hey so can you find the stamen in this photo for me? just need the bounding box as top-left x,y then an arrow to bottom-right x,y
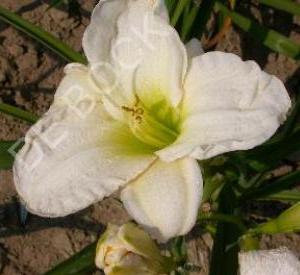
121,106 -> 135,113
135,116 -> 143,124
122,99 -> 180,149
136,108 -> 144,115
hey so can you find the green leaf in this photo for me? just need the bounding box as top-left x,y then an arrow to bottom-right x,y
0,141 -> 18,170
171,0 -> 192,26
252,202 -> 300,235
202,173 -> 224,203
209,184 -> 241,275
239,234 -> 260,252
191,0 -> 219,39
170,237 -> 188,265
258,190 -> 300,203
258,0 -> 300,17
0,5 -> 87,64
241,170 -> 300,201
0,102 -> 38,123
216,2 -> 300,59
278,92 -> 300,140
181,3 -> 200,41
44,242 -> 97,275
199,212 -> 246,232
235,127 -> 300,172
165,0 -> 177,17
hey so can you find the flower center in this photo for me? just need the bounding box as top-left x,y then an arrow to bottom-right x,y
122,99 -> 180,150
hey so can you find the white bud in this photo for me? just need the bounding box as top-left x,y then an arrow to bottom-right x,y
239,247 -> 300,275
95,223 -> 174,275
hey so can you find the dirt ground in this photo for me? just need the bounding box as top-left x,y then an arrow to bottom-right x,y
0,1 -> 299,274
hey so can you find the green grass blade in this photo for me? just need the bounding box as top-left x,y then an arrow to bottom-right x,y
209,184 -> 241,275
241,170 -> 300,201
0,140 -> 23,170
0,5 -> 87,64
278,92 -> 300,140
44,242 -> 97,275
181,3 -> 200,41
0,141 -> 17,170
258,0 -> 300,16
238,127 -> 300,172
216,2 -> 300,59
170,237 -> 188,266
165,0 -> 177,17
191,0 -> 219,39
0,102 -> 38,123
199,212 -> 246,232
171,0 -> 192,26
258,190 -> 300,203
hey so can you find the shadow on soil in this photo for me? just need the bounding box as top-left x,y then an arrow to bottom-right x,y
0,199 -> 104,238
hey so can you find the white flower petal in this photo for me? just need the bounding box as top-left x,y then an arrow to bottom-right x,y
151,0 -> 170,22
120,158 -> 202,242
239,248 -> 300,275
13,67 -> 155,217
83,0 -> 169,64
158,52 -> 291,161
185,38 -> 204,59
110,0 -> 187,107
82,0 -> 128,64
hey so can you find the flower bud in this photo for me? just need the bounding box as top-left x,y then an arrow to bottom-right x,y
95,223 -> 175,275
239,247 -> 300,275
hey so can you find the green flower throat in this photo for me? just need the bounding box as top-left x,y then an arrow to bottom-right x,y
122,98 -> 181,150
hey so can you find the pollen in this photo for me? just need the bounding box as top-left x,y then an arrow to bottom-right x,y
122,105 -> 145,122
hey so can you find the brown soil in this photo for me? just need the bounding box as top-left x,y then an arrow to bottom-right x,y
0,1 -> 299,275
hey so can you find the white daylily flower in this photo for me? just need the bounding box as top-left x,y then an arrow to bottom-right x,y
239,248 -> 300,275
13,0 -> 291,242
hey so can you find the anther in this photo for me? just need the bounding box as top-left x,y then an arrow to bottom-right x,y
135,108 -> 144,115
135,116 -> 142,124
121,106 -> 135,113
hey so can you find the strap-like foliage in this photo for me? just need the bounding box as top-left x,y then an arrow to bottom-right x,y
216,2 -> 300,59
0,102 -> 38,124
0,141 -> 21,170
0,5 -> 87,64
258,0 -> 300,16
44,242 -> 97,275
